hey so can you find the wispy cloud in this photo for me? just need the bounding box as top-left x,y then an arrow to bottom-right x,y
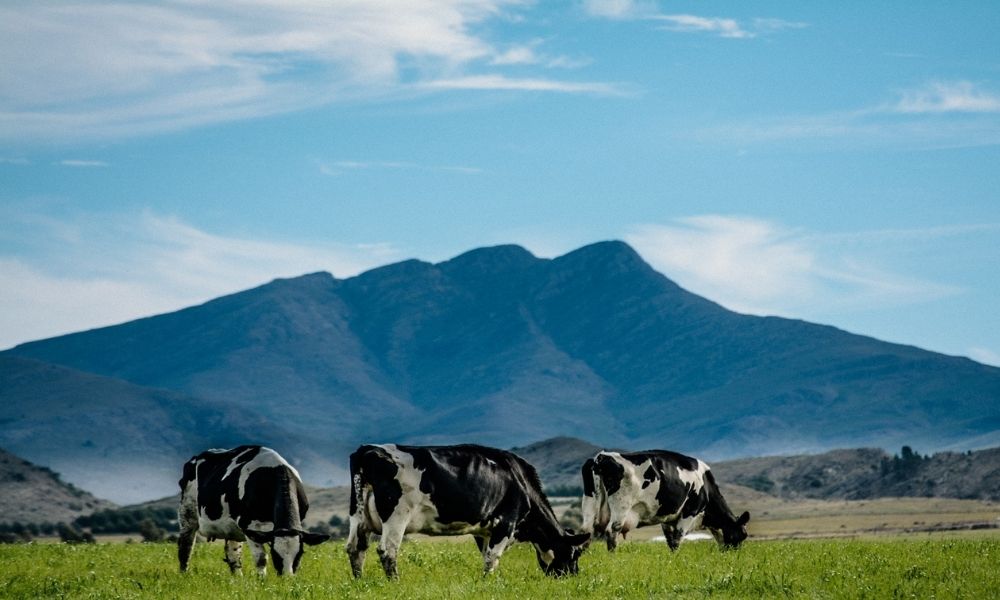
890,81 -> 1000,114
419,74 -> 625,94
57,159 -> 109,168
583,1 -> 806,38
626,215 -> 963,318
0,210 -> 400,349
698,81 -> 1000,149
581,0 -> 654,20
317,160 -> 483,176
0,1 -> 614,143
652,15 -> 752,39
490,40 -> 591,69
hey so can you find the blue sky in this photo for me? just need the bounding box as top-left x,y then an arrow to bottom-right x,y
1,1 -> 998,366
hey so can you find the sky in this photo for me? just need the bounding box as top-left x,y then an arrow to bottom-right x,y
1,1 -> 998,366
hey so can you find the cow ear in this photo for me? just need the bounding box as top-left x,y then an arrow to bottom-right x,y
737,511 -> 750,526
301,531 -> 332,546
566,532 -> 591,547
244,529 -> 273,544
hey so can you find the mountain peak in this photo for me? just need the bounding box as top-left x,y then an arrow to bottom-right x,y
551,240 -> 659,281
267,271 -> 336,287
440,244 -> 539,274
561,240 -> 644,262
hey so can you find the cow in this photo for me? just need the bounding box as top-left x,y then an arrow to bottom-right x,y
177,445 -> 330,576
345,443 -> 590,579
581,450 -> 749,552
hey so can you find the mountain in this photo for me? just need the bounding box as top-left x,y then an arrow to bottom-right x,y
0,356 -> 341,503
0,447 -> 115,525
4,241 -> 1000,500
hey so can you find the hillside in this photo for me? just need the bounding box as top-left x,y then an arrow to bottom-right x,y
507,437 -> 1000,503
713,446 -> 1000,502
4,241 -> 1000,500
0,356 -> 342,503
0,448 -> 114,525
510,436 -> 606,492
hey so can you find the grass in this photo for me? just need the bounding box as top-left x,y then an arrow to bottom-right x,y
1,535 -> 998,599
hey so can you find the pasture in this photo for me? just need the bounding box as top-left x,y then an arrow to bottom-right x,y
2,535 -> 998,599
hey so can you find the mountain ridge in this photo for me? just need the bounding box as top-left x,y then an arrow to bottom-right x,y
4,240 -> 999,501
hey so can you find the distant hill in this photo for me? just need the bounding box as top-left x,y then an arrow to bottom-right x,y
511,436 -> 606,492
0,356 -> 342,503
510,437 -> 1000,502
4,241 -> 1000,501
503,436 -> 1000,504
0,448 -> 114,525
712,446 -> 1000,502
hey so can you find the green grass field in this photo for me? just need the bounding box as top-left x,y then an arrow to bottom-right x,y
2,536 -> 998,599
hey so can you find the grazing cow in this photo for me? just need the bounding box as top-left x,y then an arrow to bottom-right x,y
346,443 -> 590,578
177,445 -> 330,575
581,450 -> 749,552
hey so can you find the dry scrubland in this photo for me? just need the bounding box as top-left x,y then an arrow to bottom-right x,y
2,535 -> 999,599
302,485 -> 1000,538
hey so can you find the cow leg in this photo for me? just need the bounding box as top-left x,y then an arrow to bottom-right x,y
376,521 -> 406,580
223,540 -> 244,574
674,512 -> 704,551
482,523 -> 515,575
177,495 -> 199,572
247,540 -> 268,576
345,514 -> 370,579
474,535 -> 487,557
177,528 -> 197,572
661,523 -> 683,551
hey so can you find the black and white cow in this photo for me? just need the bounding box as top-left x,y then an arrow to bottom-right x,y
178,445 -> 330,576
581,450 -> 749,552
346,443 -> 590,578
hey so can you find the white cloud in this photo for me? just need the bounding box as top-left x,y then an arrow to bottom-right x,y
583,2 -> 806,38
967,347 -> 1000,367
420,74 -> 624,94
492,43 -> 541,65
653,14 -> 752,39
891,81 -> 1000,114
582,0 -> 651,19
57,160 -> 109,168
626,216 -> 961,317
0,211 -> 400,349
0,1 -> 612,142
751,18 -> 809,34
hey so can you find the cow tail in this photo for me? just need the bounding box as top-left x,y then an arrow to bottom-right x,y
349,447 -> 366,518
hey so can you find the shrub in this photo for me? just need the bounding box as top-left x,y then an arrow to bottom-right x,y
57,523 -> 94,544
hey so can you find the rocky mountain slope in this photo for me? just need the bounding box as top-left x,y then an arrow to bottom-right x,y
0,448 -> 114,525
4,241 -> 999,501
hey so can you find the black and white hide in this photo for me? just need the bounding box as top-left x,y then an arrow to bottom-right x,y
346,443 -> 590,578
177,445 -> 330,575
581,450 -> 749,552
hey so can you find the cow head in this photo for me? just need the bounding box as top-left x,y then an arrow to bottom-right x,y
715,511 -> 750,549
535,531 -> 591,576
244,529 -> 331,575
